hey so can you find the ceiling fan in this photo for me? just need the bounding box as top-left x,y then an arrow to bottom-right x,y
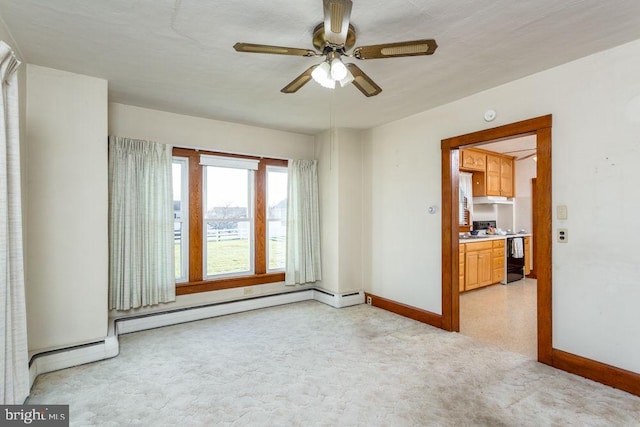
502,148 -> 537,161
233,0 -> 437,97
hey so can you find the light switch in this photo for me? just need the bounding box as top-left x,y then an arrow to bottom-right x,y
557,205 -> 568,220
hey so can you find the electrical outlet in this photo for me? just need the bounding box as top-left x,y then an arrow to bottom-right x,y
366,296 -> 372,305
557,228 -> 568,243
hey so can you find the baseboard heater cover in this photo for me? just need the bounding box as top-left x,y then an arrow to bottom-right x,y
116,289 -> 315,335
28,336 -> 119,390
313,289 -> 365,308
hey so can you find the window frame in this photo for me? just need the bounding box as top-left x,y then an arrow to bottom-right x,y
202,164 -> 255,279
172,147 -> 287,295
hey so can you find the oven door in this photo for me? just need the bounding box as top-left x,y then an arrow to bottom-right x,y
506,237 -> 525,283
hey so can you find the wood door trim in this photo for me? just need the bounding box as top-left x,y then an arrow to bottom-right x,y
364,292 -> 443,329
441,115 -> 553,367
529,177 -> 537,278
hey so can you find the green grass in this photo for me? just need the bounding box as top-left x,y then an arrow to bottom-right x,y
175,238 -> 286,279
207,239 -> 250,275
268,237 -> 286,270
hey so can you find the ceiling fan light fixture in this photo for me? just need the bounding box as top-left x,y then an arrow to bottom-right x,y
330,57 -> 348,80
338,67 -> 354,87
311,61 -> 335,88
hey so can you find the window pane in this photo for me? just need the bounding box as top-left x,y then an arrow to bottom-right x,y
267,168 -> 287,270
205,165 -> 253,277
205,167 -> 249,219
172,159 -> 188,282
174,221 -> 182,278
206,221 -> 251,275
172,163 -> 182,219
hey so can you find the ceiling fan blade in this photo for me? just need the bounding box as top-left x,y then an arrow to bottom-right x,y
345,63 -> 382,97
518,153 -> 537,161
353,39 -> 438,59
234,42 -> 318,57
281,66 -> 317,93
323,0 -> 353,46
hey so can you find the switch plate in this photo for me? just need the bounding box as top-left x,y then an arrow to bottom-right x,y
557,205 -> 568,220
557,228 -> 568,243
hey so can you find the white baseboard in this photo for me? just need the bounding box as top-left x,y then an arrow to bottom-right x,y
116,289 -> 315,335
313,289 -> 365,308
29,336 -> 119,388
27,287 -> 363,395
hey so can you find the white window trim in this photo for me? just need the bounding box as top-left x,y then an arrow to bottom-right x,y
173,157 -> 189,283
200,154 -> 259,170
202,165 -> 256,279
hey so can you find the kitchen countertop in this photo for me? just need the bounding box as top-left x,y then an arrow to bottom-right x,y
459,233 -> 532,242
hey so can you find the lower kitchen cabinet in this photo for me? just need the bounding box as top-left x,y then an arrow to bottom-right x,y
524,236 -> 531,275
492,239 -> 505,283
461,239 -> 507,292
464,240 -> 493,291
459,244 -> 465,292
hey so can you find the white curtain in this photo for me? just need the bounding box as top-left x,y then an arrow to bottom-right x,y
108,136 -> 175,310
0,41 -> 29,404
285,160 -> 322,285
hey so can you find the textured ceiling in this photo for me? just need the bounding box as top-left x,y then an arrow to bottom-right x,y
2,0 -> 640,135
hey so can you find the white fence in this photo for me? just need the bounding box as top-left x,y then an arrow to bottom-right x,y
174,220 -> 285,242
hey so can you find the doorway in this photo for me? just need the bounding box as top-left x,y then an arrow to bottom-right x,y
459,134 -> 538,358
440,115 -> 552,365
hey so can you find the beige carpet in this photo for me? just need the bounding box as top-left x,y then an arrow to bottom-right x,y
28,301 -> 640,426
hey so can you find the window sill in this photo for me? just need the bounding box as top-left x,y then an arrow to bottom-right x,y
176,272 -> 285,295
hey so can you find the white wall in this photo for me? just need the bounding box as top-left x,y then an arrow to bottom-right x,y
109,103 -> 314,160
363,39 -> 640,373
316,130 -> 339,293
316,129 -> 364,294
363,119 -> 443,312
25,65 -> 109,352
108,103 -> 316,317
337,130 -> 363,294
514,157 -> 537,233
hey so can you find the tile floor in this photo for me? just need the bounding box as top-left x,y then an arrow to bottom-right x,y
460,278 -> 537,359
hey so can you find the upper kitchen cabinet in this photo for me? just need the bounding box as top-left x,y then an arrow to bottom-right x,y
460,149 -> 486,172
486,154 -> 515,197
459,148 -> 515,198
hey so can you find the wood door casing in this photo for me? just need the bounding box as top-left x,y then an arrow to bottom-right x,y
441,114 -> 552,365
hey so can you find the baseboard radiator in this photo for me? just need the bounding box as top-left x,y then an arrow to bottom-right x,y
27,288 -> 364,393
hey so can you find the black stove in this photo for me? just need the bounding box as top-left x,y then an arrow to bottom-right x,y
472,220 -> 496,230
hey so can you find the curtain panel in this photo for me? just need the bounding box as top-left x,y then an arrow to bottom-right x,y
0,41 -> 29,404
108,136 -> 175,310
285,159 -> 322,285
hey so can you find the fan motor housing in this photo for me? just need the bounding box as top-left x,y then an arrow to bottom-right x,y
312,23 -> 356,52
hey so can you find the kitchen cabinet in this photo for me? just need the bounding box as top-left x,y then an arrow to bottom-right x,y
524,236 -> 531,275
459,244 -> 465,292
486,154 -> 514,197
460,149 -> 486,172
492,239 -> 505,283
460,238 -> 508,292
500,157 -> 514,197
464,240 -> 493,291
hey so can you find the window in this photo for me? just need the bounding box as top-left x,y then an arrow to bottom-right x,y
172,157 -> 189,282
203,157 -> 256,278
172,148 -> 287,295
266,166 -> 288,271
